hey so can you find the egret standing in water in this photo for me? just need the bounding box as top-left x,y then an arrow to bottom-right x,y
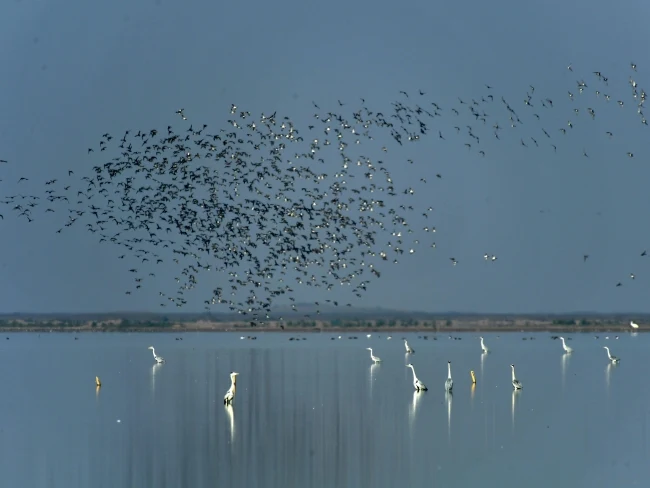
366,348 -> 381,363
445,361 -> 453,392
404,340 -> 414,354
630,320 -> 639,329
147,346 -> 165,363
603,346 -> 620,363
559,337 -> 573,354
406,363 -> 428,391
470,370 -> 476,384
480,336 -> 489,354
224,372 -> 239,405
510,364 -> 523,390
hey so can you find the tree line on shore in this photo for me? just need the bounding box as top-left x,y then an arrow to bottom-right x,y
0,314 -> 642,330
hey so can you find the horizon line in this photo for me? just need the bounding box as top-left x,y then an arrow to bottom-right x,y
0,310 -> 647,317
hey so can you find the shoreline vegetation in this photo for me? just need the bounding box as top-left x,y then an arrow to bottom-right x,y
0,307 -> 646,333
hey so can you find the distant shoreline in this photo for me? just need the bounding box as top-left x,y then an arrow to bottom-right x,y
1,324 -> 644,333
0,311 -> 645,333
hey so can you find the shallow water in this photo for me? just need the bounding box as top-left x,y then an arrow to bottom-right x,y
0,331 -> 648,487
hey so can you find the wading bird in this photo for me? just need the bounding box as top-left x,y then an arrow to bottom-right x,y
445,361 -> 454,392
603,346 -> 620,363
147,346 -> 165,363
404,340 -> 414,354
510,364 -> 523,390
224,371 -> 239,405
480,336 -> 489,354
366,347 -> 381,363
406,363 -> 428,391
560,337 -> 573,354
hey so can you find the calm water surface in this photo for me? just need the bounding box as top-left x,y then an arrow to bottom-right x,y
1,331 -> 648,487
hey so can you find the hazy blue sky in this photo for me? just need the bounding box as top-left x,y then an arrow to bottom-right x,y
1,0 -> 649,314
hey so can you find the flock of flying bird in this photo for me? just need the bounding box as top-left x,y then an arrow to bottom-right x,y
1,62 -> 648,321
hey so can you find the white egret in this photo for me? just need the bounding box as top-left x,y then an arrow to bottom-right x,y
404,340 -> 414,354
366,347 -> 381,363
147,346 -> 165,363
95,376 -> 101,388
630,320 -> 639,329
406,363 -> 428,391
559,337 -> 573,354
480,336 -> 489,354
224,372 -> 239,405
510,364 -> 523,390
470,370 -> 476,384
445,361 -> 453,392
603,346 -> 620,363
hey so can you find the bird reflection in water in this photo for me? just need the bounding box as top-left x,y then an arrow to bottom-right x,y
480,351 -> 487,379
470,382 -> 476,406
445,391 -> 452,443
152,362 -> 163,393
404,354 -> 411,384
511,389 -> 520,431
605,362 -> 616,393
225,404 -> 235,444
369,362 -> 379,397
561,352 -> 570,391
409,390 -> 424,433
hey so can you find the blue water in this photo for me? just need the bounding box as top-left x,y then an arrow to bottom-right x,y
0,331 -> 648,487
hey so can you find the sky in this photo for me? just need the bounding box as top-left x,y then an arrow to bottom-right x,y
0,0 -> 649,314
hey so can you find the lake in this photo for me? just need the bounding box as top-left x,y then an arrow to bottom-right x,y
0,331 -> 648,487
